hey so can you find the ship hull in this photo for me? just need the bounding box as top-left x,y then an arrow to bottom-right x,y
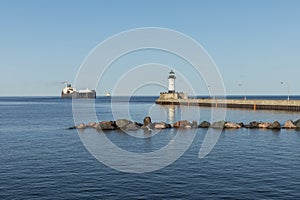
61,91 -> 96,99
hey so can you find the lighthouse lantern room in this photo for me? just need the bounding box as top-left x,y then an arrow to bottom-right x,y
168,70 -> 176,93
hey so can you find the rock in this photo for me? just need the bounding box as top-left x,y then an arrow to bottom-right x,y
76,123 -> 86,129
165,123 -> 172,128
141,124 -> 151,129
224,122 -> 241,129
86,122 -> 97,128
274,121 -> 282,129
136,122 -> 143,127
153,122 -> 167,129
96,121 -> 116,130
199,121 -> 210,128
173,120 -> 190,128
143,116 -> 152,126
92,123 -> 99,128
258,122 -> 271,128
238,122 -> 244,128
172,121 -> 180,128
244,121 -> 260,128
267,121 -> 281,129
283,120 -> 296,129
116,119 -> 131,129
68,126 -> 76,129
293,119 -> 300,128
115,119 -> 141,131
191,121 -> 198,128
250,121 -> 260,128
210,121 -> 225,129
183,125 -> 192,129
125,122 -> 141,131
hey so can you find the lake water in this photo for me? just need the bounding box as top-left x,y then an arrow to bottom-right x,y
1,96 -> 300,199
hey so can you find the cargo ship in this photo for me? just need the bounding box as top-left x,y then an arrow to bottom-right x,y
61,82 -> 96,98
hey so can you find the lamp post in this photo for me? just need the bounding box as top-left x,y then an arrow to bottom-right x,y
239,83 -> 247,100
208,85 -> 213,99
280,81 -> 290,100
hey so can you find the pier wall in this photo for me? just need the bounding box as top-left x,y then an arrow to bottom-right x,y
155,98 -> 300,111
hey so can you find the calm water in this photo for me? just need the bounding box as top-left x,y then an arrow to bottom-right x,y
1,96 -> 300,199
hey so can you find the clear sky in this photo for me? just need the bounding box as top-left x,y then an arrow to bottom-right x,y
0,0 -> 300,96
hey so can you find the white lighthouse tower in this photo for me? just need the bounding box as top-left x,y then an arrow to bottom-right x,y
168,70 -> 176,93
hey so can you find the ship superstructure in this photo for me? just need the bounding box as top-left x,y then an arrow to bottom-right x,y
61,82 -> 96,98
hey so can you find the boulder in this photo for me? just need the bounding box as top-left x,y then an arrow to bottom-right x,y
165,123 -> 172,128
116,119 -> 131,129
92,123 -> 100,128
267,121 -> 281,129
96,121 -> 116,130
143,116 -> 152,127
244,121 -> 260,128
258,122 -> 271,128
141,124 -> 151,129
173,120 -> 191,128
191,121 -> 198,128
238,122 -> 244,128
76,123 -> 86,129
283,120 -> 296,129
183,125 -> 192,129
125,122 -> 141,131
224,122 -> 241,129
86,122 -> 97,128
199,121 -> 210,128
136,122 -> 143,127
68,126 -> 76,129
153,122 -> 167,129
293,119 -> 300,128
210,121 -> 225,129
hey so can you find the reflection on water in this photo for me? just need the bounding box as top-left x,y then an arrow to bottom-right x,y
156,104 -> 202,124
167,105 -> 175,124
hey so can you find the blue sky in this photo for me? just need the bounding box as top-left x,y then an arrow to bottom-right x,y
0,0 -> 300,96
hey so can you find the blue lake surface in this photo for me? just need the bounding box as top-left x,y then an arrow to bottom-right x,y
1,96 -> 300,199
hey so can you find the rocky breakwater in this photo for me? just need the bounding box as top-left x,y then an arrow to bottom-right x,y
69,117 -> 300,131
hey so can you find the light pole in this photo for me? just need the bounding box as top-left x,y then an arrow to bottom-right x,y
280,81 -> 290,100
208,85 -> 214,99
239,83 -> 247,100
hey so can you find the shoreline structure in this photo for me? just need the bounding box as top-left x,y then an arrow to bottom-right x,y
155,98 -> 300,112
156,70 -> 300,112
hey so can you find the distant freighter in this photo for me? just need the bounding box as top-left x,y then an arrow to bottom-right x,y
61,82 -> 96,98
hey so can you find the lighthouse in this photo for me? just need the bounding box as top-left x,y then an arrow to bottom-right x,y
158,70 -> 187,100
168,70 -> 176,93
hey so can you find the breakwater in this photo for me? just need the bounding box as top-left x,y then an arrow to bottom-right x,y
70,117 -> 300,130
155,98 -> 300,111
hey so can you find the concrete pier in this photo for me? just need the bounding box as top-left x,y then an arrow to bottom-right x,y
155,98 -> 300,111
